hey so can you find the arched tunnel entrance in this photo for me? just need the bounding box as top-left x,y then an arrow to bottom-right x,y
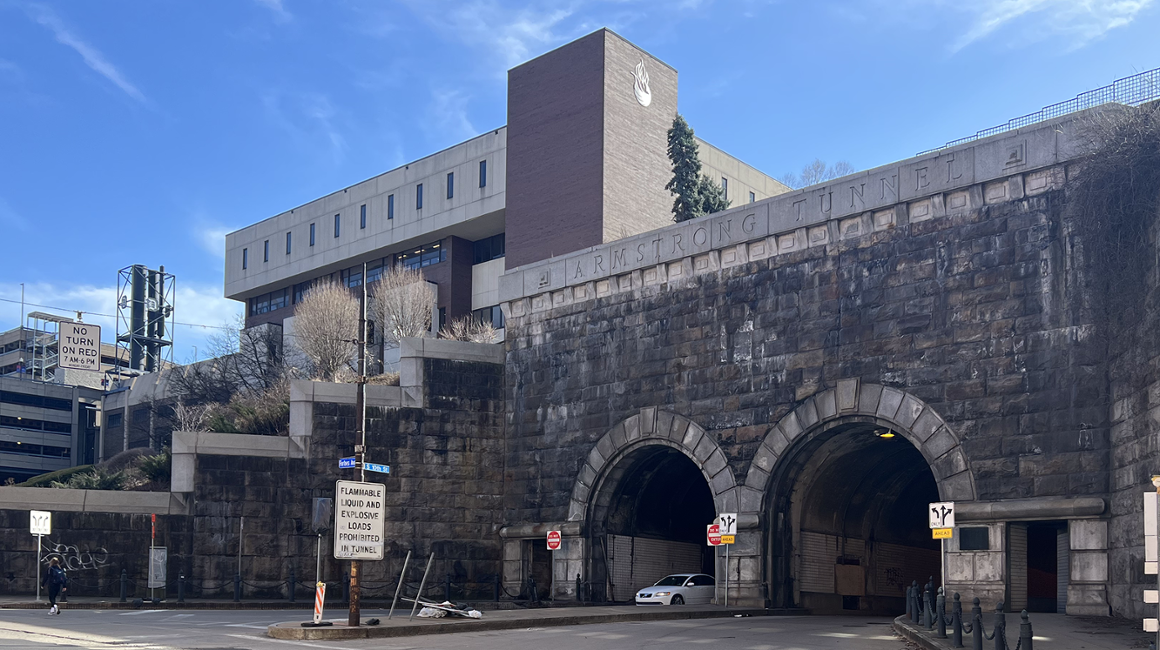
588,444 -> 716,602
769,419 -> 941,614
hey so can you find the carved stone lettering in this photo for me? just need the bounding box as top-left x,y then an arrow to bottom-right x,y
693,227 -> 708,247
849,183 -> 865,210
819,191 -> 831,214
793,199 -> 806,221
612,247 -> 627,271
742,212 -> 757,234
672,233 -> 685,255
880,174 -> 897,200
594,254 -> 605,274
915,167 -> 930,192
946,154 -> 963,183
718,219 -> 732,244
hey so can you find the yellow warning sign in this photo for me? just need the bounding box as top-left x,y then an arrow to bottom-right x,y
720,535 -> 736,544
932,528 -> 953,539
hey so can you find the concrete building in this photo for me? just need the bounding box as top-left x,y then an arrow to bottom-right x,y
224,29 -> 787,350
0,375 -> 101,484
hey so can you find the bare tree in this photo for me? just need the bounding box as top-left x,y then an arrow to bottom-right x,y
170,314 -> 284,403
293,280 -> 359,381
779,159 -> 856,189
369,266 -> 435,352
172,399 -> 209,432
440,316 -> 498,344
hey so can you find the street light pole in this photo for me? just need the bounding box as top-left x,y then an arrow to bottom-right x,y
348,262 -> 368,628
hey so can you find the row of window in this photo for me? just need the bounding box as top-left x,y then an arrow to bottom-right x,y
473,233 -> 505,265
0,390 -> 72,412
243,160 -> 489,271
0,439 -> 70,458
472,305 -> 505,329
0,414 -> 72,433
718,176 -> 757,204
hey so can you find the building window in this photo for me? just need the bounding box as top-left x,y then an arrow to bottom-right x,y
722,177 -> 728,201
447,172 -> 454,199
249,288 -> 289,316
479,160 -> 487,188
334,214 -> 340,238
367,258 -> 386,283
263,240 -> 269,262
438,307 -> 446,330
397,240 -> 445,269
360,204 -> 367,229
293,280 -> 315,304
472,305 -> 505,329
749,191 -> 756,204
242,248 -> 248,270
388,194 -> 394,220
473,233 -> 506,264
286,232 -> 292,254
416,183 -> 424,209
342,266 -> 363,289
310,223 -> 316,246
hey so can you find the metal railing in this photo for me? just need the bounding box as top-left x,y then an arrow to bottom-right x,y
921,67 -> 1160,155
906,578 -> 1034,650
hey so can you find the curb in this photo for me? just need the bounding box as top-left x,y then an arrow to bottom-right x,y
269,607 -> 783,640
892,615 -> 953,650
1,601 -> 317,611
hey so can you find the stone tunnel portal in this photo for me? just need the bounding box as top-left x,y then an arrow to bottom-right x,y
587,444 -> 716,602
768,419 -> 941,614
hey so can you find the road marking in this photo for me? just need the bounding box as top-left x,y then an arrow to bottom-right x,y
119,609 -> 167,616
225,622 -> 271,629
225,633 -> 377,650
159,614 -> 195,622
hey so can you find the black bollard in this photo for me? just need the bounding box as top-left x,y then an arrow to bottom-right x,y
952,593 -> 963,648
910,581 -> 920,623
178,574 -> 185,604
494,574 -> 501,602
993,602 -> 1006,650
906,583 -> 913,620
233,573 -> 241,602
972,598 -> 983,650
343,573 -> 350,604
446,573 -> 452,603
576,573 -> 582,602
289,566 -> 296,603
936,587 -> 947,638
120,569 -> 128,603
1019,610 -> 1033,650
924,578 -> 935,630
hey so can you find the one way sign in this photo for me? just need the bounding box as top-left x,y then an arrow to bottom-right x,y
929,502 -> 955,529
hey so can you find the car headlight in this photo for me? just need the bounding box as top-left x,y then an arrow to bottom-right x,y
653,591 -> 671,596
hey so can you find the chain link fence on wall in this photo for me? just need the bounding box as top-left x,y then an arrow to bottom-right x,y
921,67 -> 1160,155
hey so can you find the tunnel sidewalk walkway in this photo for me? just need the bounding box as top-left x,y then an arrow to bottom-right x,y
894,612 -> 1153,649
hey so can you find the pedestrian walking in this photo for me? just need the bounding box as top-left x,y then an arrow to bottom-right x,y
41,557 -> 68,615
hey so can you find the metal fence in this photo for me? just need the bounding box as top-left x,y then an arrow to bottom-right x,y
921,67 -> 1160,155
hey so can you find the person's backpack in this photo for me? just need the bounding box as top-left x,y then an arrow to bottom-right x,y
49,566 -> 67,588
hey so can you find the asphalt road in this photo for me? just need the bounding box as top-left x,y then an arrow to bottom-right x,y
0,608 -> 908,650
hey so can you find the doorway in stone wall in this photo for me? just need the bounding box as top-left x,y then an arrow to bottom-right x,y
1008,521 -> 1068,613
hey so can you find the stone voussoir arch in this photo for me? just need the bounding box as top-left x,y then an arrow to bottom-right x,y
738,379 -> 977,520
567,407 -> 738,524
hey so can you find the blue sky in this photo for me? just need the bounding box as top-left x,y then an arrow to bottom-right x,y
1,0 -> 1157,363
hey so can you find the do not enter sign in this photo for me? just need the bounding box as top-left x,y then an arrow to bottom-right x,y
707,524 -> 722,547
546,530 -> 562,550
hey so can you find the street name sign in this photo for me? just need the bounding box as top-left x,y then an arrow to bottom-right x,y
333,480 -> 385,560
339,457 -> 356,469
364,462 -> 390,474
547,530 -> 561,550
707,524 -> 722,546
58,322 -> 101,372
929,502 -> 955,529
30,510 -> 50,536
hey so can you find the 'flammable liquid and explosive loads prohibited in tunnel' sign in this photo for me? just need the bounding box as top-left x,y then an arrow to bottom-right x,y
333,480 -> 386,560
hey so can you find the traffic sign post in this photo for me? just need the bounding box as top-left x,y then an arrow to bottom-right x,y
334,481 -> 386,561
929,502 -> 955,596
546,530 -> 561,550
30,510 -> 50,603
720,514 -> 736,607
57,322 -> 101,372
546,530 -> 561,600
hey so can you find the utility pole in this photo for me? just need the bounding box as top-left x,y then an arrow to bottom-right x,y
348,262 -> 368,628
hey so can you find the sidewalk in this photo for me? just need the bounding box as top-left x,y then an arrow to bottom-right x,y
0,595 -> 526,611
894,612 -> 1154,649
269,604 -> 782,640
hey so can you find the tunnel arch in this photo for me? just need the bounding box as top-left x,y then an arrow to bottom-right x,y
567,408 -> 737,602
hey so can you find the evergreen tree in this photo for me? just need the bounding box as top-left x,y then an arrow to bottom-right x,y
698,175 -> 731,215
666,114 -> 704,223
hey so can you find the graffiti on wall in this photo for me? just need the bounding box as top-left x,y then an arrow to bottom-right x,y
41,540 -> 109,571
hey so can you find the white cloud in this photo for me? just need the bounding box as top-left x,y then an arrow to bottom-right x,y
254,0 -> 293,22
948,0 -> 1154,51
263,91 -> 348,163
0,196 -> 29,232
196,224 -> 233,259
428,89 -> 478,142
407,1 -> 578,72
26,4 -> 148,104
0,281 -> 242,366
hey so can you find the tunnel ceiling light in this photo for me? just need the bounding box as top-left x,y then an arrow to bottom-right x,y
874,428 -> 895,439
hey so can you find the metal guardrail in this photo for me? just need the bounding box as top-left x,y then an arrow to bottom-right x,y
921,67 -> 1160,155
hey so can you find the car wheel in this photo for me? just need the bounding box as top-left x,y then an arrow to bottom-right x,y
670,594 -> 684,605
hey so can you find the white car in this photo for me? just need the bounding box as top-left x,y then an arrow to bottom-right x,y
634,573 -> 716,605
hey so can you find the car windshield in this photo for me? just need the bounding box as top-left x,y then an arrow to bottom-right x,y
653,576 -> 689,587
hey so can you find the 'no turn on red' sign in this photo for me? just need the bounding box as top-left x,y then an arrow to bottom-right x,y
707,524 -> 722,546
546,530 -> 561,550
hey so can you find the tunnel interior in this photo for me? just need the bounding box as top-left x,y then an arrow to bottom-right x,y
588,445 -> 716,601
770,420 -> 941,614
